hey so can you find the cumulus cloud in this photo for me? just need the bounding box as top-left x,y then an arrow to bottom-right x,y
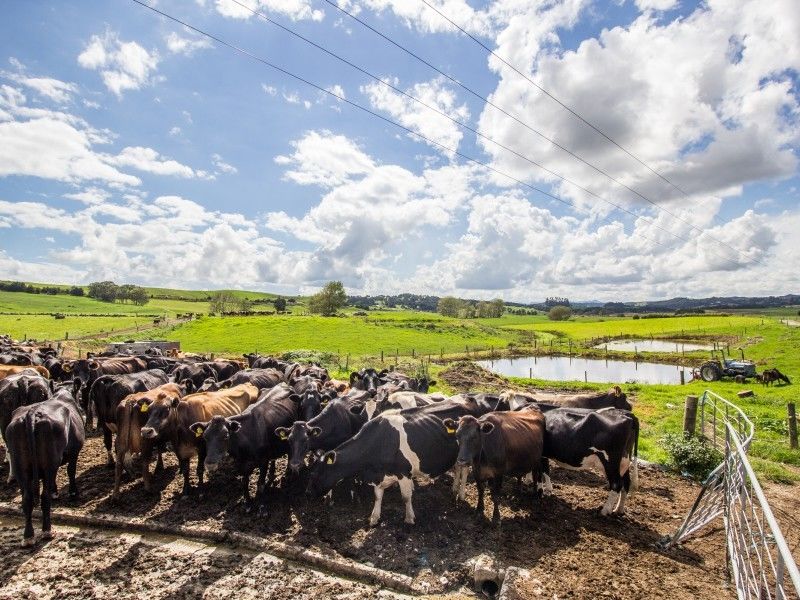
1,60 -> 78,104
78,30 -> 160,97
363,76 -> 469,157
212,153 -> 238,174
107,146 -> 205,179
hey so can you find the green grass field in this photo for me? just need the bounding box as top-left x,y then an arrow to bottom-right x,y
0,290 -> 798,482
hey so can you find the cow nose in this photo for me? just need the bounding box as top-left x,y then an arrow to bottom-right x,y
205,462 -> 218,474
141,427 -> 155,439
368,389 -> 377,397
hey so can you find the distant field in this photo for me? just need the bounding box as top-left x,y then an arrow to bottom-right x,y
133,313 -> 515,356
0,314 -> 147,341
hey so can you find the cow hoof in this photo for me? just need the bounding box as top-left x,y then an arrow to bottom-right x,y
69,491 -> 79,500
257,505 -> 268,517
42,530 -> 54,541
22,537 -> 35,548
368,518 -> 379,528
51,492 -> 59,500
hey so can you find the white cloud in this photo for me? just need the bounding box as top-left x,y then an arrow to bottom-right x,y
212,153 -> 238,174
107,146 -> 206,179
165,31 -> 212,56
261,84 -> 277,96
64,187 -> 111,205
169,126 -> 182,137
362,76 -> 470,157
78,30 -> 160,97
635,0 -> 678,10
214,0 -> 324,22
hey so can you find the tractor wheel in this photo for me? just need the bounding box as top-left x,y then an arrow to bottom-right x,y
700,362 -> 722,382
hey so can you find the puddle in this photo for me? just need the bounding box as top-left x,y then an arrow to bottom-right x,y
478,355 -> 690,384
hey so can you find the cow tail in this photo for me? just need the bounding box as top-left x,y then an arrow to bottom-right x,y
26,410 -> 39,506
123,402 -> 136,473
629,415 -> 640,494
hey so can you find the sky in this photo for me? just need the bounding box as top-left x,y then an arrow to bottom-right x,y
0,0 -> 798,303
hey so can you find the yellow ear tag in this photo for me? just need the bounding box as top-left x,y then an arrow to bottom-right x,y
446,427 -> 456,434
140,403 -> 149,413
279,431 -> 288,440
326,456 -> 334,465
195,427 -> 203,438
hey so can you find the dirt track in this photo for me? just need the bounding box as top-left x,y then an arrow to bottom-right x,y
0,430 -> 737,599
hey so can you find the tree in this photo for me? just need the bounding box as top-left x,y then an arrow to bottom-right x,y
308,281 -> 348,316
274,297 -> 287,312
128,287 -> 150,306
237,297 -> 252,313
87,281 -> 119,302
547,305 -> 572,321
209,291 -> 236,314
68,286 -> 85,297
477,299 -> 504,318
437,296 -> 463,317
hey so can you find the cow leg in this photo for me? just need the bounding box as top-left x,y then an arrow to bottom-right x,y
368,476 -> 396,527
21,485 -> 35,546
489,476 -> 503,527
142,448 -> 153,493
601,481 -> 621,516
242,470 -> 253,509
476,477 -> 486,514
41,469 -> 56,540
179,458 -> 191,498
452,465 -> 469,502
154,451 -> 164,473
67,456 -> 79,499
102,425 -> 114,467
267,460 -> 276,488
256,465 -> 267,497
398,477 -> 415,525
196,447 -> 206,490
113,458 -> 124,499
615,488 -> 628,515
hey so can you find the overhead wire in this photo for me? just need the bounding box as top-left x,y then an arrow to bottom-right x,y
416,0 -> 768,266
129,0 -> 695,263
321,0 -> 767,269
209,0 -> 760,271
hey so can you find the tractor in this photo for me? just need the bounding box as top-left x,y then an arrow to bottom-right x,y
695,350 -> 757,382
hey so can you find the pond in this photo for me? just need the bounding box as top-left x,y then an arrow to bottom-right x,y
477,355 -> 691,385
594,338 -> 713,353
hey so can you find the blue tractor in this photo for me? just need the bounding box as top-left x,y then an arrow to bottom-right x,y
697,350 -> 757,382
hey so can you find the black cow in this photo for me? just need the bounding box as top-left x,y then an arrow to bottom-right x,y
172,363 -> 218,389
6,384 -> 85,545
283,390 -> 372,475
196,383 -> 300,511
243,354 -> 292,371
1,370 -> 52,482
307,396 -> 509,526
89,369 -> 169,466
203,360 -> 243,381
538,407 -> 639,516
199,368 -> 286,393
349,368 -> 387,396
449,409 -> 545,525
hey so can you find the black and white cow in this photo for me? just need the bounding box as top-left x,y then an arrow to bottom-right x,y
307,396 -> 508,526
537,406 -> 639,516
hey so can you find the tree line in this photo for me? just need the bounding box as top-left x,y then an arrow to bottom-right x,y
0,280 -> 84,297
87,281 -> 150,305
437,297 -> 505,318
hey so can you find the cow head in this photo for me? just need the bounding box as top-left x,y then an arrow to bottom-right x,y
242,353 -> 260,367
307,450 -> 341,496
412,377 -> 437,393
141,396 -> 179,440
195,415 -> 240,475
300,388 -> 336,422
278,421 -> 322,474
350,368 -> 385,397
450,415 -> 492,466
611,386 -> 632,410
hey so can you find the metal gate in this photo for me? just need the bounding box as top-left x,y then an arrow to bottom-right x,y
666,390 -> 800,599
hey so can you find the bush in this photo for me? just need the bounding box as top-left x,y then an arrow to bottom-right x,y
547,305 -> 572,321
661,433 -> 723,481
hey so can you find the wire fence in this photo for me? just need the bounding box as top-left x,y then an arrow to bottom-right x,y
666,390 -> 800,599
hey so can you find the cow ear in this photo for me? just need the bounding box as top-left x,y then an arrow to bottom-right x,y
275,427 -> 289,440
349,403 -> 365,415
613,385 -> 622,397
349,372 -> 359,385
170,397 -> 180,408
62,362 -> 73,373
443,418 -> 457,435
428,380 -> 437,387
72,379 -> 82,396
222,380 -> 232,389
289,393 -> 302,404
190,422 -> 207,438
480,422 -> 495,435
183,380 -> 194,395
323,450 -> 337,465
228,420 -> 242,433
310,426 -> 321,437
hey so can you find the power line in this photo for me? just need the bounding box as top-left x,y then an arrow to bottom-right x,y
129,0 -> 767,278
129,0 -> 693,261
220,0 -> 764,271
324,0 -> 767,269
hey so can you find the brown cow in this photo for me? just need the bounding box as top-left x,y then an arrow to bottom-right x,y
140,383 -> 259,496
448,409 -> 546,525
109,382 -> 187,498
0,365 -> 50,380
502,386 -> 631,411
324,379 -> 350,394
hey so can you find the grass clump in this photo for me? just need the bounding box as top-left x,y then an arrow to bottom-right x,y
661,433 -> 723,481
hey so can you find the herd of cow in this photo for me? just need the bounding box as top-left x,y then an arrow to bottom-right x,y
0,334 -> 639,547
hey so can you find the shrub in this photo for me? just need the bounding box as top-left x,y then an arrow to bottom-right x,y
661,433 -> 723,481
547,305 -> 572,321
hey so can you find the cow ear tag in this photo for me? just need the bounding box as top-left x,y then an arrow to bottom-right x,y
195,427 -> 203,438
140,403 -> 149,413
279,430 -> 288,440
326,455 -> 335,464
446,426 -> 456,435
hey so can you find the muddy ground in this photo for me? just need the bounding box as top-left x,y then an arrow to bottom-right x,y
0,430 -> 742,599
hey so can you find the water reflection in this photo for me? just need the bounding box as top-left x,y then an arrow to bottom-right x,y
594,339 -> 713,353
478,355 -> 691,384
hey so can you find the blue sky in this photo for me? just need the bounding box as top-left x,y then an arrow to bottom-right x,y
0,0 -> 798,301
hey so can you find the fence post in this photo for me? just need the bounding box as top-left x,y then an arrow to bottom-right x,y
381,350 -> 384,363
684,395 -> 699,436
788,403 -> 798,450
345,354 -> 349,371
680,370 -> 685,385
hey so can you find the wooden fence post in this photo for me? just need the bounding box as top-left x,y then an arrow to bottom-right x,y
680,370 -> 685,385
683,395 -> 699,437
380,350 -> 384,363
788,403 -> 798,450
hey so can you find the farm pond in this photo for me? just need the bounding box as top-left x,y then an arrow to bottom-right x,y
478,355 -> 692,384
594,339 -> 714,353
